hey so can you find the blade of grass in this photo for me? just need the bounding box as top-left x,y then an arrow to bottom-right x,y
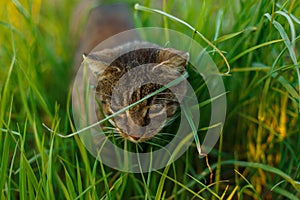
75,156 -> 83,200
74,176 -> 109,200
0,127 -> 13,198
182,104 -> 202,156
213,9 -> 224,42
136,146 -> 152,200
0,28 -> 16,134
155,134 -> 195,200
226,186 -> 239,200
265,12 -> 300,112
134,3 -> 231,75
213,27 -> 257,44
55,173 -> 72,200
270,184 -> 299,199
234,169 -> 262,200
64,165 -> 77,199
7,136 -> 19,200
230,39 -> 283,63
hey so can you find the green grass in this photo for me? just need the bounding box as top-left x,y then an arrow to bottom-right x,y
0,0 -> 300,199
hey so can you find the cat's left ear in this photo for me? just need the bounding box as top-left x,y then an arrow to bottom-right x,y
84,48 -> 119,77
158,48 -> 189,72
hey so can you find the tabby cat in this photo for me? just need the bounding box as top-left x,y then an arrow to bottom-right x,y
86,41 -> 189,142
74,4 -> 189,143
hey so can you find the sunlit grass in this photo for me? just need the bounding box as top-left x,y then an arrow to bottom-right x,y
0,0 -> 299,199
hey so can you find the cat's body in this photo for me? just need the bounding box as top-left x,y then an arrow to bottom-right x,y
73,3 -> 138,71
74,4 -> 188,143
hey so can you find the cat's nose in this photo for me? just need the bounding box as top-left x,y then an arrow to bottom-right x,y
128,135 -> 141,143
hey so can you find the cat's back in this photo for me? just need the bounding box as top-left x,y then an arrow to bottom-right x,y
72,3 -> 138,71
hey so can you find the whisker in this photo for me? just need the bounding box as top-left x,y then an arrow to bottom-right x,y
99,130 -> 115,134
102,127 -> 117,131
150,137 -> 170,144
143,140 -> 165,149
155,132 -> 176,137
164,119 -> 179,127
106,135 -> 122,141
104,132 -> 119,136
136,142 -> 144,151
153,133 -> 181,142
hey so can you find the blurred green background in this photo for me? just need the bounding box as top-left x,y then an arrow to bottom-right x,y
0,0 -> 299,199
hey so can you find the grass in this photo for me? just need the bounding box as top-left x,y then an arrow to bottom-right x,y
0,0 -> 300,199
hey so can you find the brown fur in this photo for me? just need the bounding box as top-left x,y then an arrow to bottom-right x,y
73,4 -> 189,143
87,41 -> 189,142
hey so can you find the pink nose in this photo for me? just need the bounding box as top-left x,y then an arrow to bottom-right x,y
129,135 -> 140,141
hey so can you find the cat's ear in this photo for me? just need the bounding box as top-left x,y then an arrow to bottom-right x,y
84,49 -> 118,76
157,48 -> 189,72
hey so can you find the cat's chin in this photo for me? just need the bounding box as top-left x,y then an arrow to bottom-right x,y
116,127 -> 152,143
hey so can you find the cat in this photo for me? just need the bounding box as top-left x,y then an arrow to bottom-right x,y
73,4 -> 189,143
86,41 -> 189,142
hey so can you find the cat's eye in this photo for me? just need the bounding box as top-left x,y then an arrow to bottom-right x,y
111,66 -> 122,73
150,104 -> 164,114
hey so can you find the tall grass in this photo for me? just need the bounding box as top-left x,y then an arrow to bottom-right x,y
0,0 -> 299,199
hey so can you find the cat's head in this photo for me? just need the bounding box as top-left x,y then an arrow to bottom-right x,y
86,41 -> 189,143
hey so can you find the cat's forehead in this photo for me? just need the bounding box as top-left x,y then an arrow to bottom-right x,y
88,41 -> 188,62
116,41 -> 161,51
86,41 -> 189,76
89,41 -> 160,56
